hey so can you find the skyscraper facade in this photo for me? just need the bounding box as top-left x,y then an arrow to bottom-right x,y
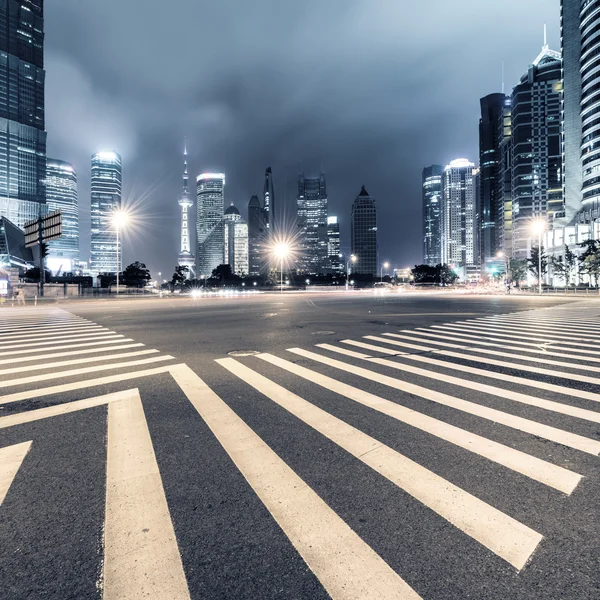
297,172 -> 328,273
422,165 -> 443,266
196,172 -> 225,278
511,45 -> 562,259
45,159 -> 78,271
326,216 -> 342,273
0,0 -> 47,228
497,95 -> 513,256
263,167 -> 275,234
177,145 -> 194,274
478,94 -> 506,266
223,204 -> 248,276
351,185 -> 377,277
441,159 -> 477,277
90,151 -> 122,274
247,194 -> 265,276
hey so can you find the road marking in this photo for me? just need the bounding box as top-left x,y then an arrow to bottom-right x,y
486,316 -> 600,329
0,349 -> 159,376
409,329 -> 600,364
461,322 -> 600,342
317,343 -> 600,425
103,390 -> 191,600
286,347 -> 600,456
0,334 -> 126,352
0,355 -> 175,390
0,364 -> 186,405
341,339 -> 600,405
219,357 -> 544,569
0,325 -> 103,340
0,441 -> 31,505
251,353 -> 580,494
0,330 -> 117,347
0,343 -> 145,366
366,335 -> 600,389
170,363 -> 422,598
0,321 -> 91,334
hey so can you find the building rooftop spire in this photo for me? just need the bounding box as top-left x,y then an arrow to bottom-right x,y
183,139 -> 189,192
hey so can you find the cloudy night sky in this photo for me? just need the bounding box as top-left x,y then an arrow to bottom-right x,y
45,0 -> 559,278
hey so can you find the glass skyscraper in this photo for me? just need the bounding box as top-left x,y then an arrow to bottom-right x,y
351,186 -> 377,277
297,173 -> 328,274
223,204 -> 248,276
90,151 -> 122,274
422,165 -> 443,266
327,216 -> 342,273
45,159 -> 78,272
196,172 -> 225,278
0,0 -> 47,228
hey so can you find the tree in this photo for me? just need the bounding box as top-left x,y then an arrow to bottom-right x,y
508,259 -> 527,287
549,255 -> 566,285
578,240 -> 600,287
438,264 -> 458,285
121,261 -> 151,287
171,265 -> 189,289
527,244 -> 547,283
564,245 -> 577,286
410,264 -> 458,285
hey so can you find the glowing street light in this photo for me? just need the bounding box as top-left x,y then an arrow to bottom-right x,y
380,261 -> 390,282
112,209 -> 129,293
274,243 -> 290,293
346,254 -> 357,291
531,219 -> 546,295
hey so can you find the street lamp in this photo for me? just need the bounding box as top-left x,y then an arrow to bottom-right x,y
380,261 -> 390,282
112,210 -> 129,293
346,254 -> 357,291
274,243 -> 290,293
531,219 -> 546,295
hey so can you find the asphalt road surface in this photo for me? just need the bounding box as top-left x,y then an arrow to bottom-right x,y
1,291 -> 599,599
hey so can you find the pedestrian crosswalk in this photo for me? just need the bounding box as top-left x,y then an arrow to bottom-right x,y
1,303 -> 600,598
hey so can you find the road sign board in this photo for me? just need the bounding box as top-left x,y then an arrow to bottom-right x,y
24,210 -> 62,248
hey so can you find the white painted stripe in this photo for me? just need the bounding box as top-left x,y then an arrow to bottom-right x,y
220,357 -> 545,569
0,330 -> 117,346
341,338 -> 600,405
0,441 -> 31,505
0,349 -> 159,376
0,343 -> 145,366
318,343 -> 600,425
378,334 -> 600,376
0,316 -> 79,326
287,347 -> 600,456
0,364 -> 186,406
251,353 -> 580,494
171,363 -> 422,598
0,355 -> 175,390
0,320 -> 87,333
487,315 -> 600,328
0,324 -> 101,339
0,389 -> 137,429
103,390 -> 191,600
0,334 -> 125,351
0,337 -> 135,358
462,321 -> 600,341
410,329 -> 600,364
429,326 -> 600,356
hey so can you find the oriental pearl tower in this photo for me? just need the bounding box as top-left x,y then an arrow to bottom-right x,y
177,143 -> 195,275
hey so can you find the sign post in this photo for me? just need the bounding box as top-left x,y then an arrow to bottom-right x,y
25,210 -> 62,298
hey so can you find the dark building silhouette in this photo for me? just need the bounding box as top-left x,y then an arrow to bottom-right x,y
263,167 -> 275,235
478,94 -> 506,267
248,194 -> 265,275
351,185 -> 377,276
297,172 -> 328,274
0,0 -> 47,227
422,165 -> 443,266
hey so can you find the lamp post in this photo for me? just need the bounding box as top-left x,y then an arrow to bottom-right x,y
531,219 -> 546,295
112,210 -> 128,294
274,243 -> 290,293
346,254 -> 357,291
380,261 -> 390,283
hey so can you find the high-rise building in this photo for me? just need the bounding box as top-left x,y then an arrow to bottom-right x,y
297,172 -> 328,274
247,194 -> 265,276
0,0 -> 47,228
177,145 -> 194,275
497,95 -> 513,256
422,165 -> 443,266
223,204 -> 248,276
326,216 -> 342,273
510,44 -> 562,259
45,159 -> 78,273
478,94 -> 506,266
351,185 -> 377,277
90,151 -> 122,274
196,172 -> 225,278
441,159 -> 477,278
263,167 -> 275,234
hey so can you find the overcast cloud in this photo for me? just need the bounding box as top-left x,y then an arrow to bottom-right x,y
45,0 -> 560,276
